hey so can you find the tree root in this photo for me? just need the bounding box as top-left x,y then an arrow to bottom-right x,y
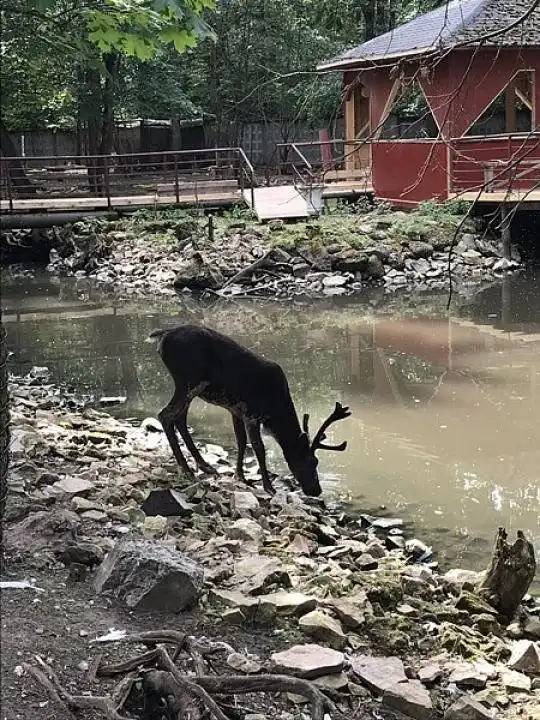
25,631 -> 340,720
23,658 -> 132,720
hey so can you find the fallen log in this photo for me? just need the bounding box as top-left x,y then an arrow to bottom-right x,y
220,250 -> 277,288
477,528 -> 536,621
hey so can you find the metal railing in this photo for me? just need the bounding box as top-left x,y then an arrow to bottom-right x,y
274,139 -> 371,181
0,146 -> 257,212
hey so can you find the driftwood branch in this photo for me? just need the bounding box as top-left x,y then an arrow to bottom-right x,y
221,250 -> 277,288
477,527 -> 536,620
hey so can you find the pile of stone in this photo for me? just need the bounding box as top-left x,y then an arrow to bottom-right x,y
4,369 -> 540,720
32,210 -> 522,300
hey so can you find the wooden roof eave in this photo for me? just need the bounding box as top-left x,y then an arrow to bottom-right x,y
316,46 -> 437,73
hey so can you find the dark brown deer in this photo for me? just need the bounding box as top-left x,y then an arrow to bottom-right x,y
146,324 -> 351,497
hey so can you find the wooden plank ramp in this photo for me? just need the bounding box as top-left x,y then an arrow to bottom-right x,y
244,185 -> 309,221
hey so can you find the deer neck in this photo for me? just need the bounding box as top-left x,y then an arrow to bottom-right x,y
265,405 -> 303,459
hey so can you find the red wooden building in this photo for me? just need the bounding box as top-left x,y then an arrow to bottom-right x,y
317,0 -> 540,206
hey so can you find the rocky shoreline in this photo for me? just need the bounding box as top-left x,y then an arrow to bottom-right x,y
2,367 -> 540,719
1,202 -> 523,300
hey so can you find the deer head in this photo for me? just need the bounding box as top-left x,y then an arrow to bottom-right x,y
288,402 -> 351,497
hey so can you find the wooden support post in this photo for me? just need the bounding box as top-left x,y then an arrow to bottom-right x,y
174,154 -> 179,204
345,93 -> 356,176
103,157 -> 111,208
501,275 -> 511,328
501,204 -> 512,260
505,80 -> 517,134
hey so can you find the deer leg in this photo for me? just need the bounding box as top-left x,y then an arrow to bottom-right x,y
174,409 -> 217,475
245,420 -> 275,495
231,414 -> 247,483
158,390 -> 195,478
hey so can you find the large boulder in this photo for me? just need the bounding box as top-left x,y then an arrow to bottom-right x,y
92,540 -> 204,612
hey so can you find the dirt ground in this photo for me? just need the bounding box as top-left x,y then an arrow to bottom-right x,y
1,561 -> 381,720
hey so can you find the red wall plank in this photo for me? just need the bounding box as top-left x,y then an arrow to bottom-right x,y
372,141 -> 448,205
421,48 -> 539,137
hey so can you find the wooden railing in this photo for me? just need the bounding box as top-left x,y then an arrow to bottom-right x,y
0,147 -> 256,212
451,134 -> 540,196
274,139 -> 371,186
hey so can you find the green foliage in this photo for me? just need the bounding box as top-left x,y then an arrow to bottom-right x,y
416,199 -> 471,220
2,0 -> 214,133
85,0 -> 214,60
3,0 -> 452,149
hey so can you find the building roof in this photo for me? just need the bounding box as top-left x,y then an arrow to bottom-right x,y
317,0 -> 540,71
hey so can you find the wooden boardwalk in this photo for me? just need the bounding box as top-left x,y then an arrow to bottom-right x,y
449,190 -> 540,203
0,190 -> 243,213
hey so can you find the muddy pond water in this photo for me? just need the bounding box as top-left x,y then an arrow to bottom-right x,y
2,270 -> 540,580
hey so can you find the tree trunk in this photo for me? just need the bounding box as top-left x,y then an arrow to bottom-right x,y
0,121 -> 37,197
99,53 -> 120,156
0,312 -> 10,572
477,528 -> 536,621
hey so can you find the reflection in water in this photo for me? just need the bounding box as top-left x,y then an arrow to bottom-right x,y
2,271 -> 540,577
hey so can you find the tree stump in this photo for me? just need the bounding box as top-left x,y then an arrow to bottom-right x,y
477,528 -> 536,621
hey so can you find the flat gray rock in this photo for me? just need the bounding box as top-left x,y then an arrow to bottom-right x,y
351,654 -> 407,694
270,644 -> 344,679
382,679 -> 433,720
501,668 -> 531,693
298,610 -> 346,649
226,518 -> 264,544
508,640 -> 540,674
444,697 -> 493,720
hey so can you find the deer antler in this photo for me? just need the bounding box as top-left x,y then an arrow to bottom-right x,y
309,402 -> 351,453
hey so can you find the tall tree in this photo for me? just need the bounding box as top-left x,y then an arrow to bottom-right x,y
1,0 -> 215,193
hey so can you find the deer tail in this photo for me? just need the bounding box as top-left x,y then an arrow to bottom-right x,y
145,328 -> 169,344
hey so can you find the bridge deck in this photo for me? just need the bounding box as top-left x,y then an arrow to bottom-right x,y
0,190 -> 243,213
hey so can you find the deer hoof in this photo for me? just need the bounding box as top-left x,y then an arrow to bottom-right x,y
234,471 -> 248,484
262,481 -> 276,496
197,462 -> 218,476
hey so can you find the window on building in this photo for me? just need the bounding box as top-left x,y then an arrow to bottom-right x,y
465,70 -> 534,137
380,80 -> 438,139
